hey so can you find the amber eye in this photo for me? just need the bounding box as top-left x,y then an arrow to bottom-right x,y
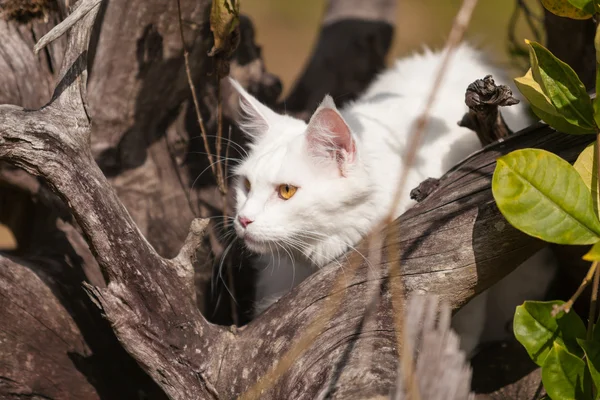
243,178 -> 251,191
278,184 -> 298,200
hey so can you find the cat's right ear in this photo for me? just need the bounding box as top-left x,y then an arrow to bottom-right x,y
227,78 -> 277,138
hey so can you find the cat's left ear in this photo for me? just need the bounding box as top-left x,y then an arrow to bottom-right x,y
306,95 -> 356,172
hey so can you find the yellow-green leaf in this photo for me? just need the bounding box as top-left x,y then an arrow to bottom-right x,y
574,142 -> 600,218
530,103 -> 597,135
493,149 -> 600,244
583,242 -> 600,261
525,41 -> 595,132
541,0 -> 594,19
515,69 -> 558,116
515,70 -> 596,134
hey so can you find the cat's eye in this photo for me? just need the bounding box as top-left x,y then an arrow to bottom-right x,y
278,184 -> 298,200
243,178 -> 251,191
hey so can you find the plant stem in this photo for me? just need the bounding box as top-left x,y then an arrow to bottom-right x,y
553,261 -> 597,317
175,0 -> 217,179
588,261 -> 600,340
215,76 -> 226,196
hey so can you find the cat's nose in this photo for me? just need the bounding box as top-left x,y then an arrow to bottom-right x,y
238,216 -> 253,228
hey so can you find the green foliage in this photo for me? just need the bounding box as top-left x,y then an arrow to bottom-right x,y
494,2 -> 600,397
574,142 -> 600,219
541,0 -> 594,19
515,70 -> 596,134
493,149 -> 600,245
584,242 -> 600,261
578,339 -> 600,394
542,343 -> 592,400
514,301 -> 586,366
514,40 -> 596,134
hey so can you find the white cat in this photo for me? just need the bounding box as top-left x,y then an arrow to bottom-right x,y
229,43 -> 557,356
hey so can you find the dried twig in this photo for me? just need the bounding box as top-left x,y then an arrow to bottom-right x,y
175,0 -> 216,179
552,261 -> 598,317
33,0 -> 101,53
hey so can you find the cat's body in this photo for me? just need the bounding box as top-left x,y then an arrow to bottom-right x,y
230,43 -> 557,355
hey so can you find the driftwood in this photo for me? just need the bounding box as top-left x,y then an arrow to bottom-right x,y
0,0 -> 596,399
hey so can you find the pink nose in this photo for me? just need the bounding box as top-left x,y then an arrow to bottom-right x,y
238,216 -> 253,228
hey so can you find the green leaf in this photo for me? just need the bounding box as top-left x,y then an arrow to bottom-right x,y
515,70 -> 596,134
514,301 -> 586,366
541,0 -> 594,19
542,343 -> 592,400
584,242 -> 600,261
567,0 -> 596,14
578,339 -> 600,395
574,142 -> 600,219
493,149 -> 600,244
525,41 -> 595,132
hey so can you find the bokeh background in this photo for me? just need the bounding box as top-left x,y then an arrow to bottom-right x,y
0,0 -> 542,249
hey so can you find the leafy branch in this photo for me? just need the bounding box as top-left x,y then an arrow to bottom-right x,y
492,0 -> 600,398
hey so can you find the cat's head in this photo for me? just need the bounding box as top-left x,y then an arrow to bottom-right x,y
229,79 -> 370,262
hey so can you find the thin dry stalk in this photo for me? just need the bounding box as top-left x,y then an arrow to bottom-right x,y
175,0 -> 216,179
215,78 -> 227,195
552,261 -> 598,317
382,0 -> 480,397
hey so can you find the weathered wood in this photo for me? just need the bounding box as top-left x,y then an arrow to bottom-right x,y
458,75 -> 519,146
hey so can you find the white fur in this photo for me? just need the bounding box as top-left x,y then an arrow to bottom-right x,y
229,44 -> 557,355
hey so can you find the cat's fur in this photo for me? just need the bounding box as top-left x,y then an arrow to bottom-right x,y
230,43 -> 557,356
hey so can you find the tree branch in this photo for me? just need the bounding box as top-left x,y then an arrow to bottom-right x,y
0,2 -> 227,398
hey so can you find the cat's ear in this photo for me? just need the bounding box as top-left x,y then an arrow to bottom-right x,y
228,77 -> 277,138
306,95 -> 356,171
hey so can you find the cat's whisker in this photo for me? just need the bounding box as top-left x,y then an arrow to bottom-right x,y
293,230 -> 374,274
189,134 -> 249,158
274,241 -> 297,290
214,239 -> 239,306
190,157 -> 236,194
187,152 -> 241,165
